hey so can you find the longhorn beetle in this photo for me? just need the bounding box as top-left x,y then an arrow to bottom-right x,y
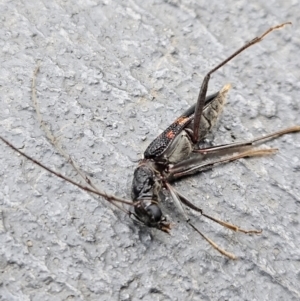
1,22 -> 299,259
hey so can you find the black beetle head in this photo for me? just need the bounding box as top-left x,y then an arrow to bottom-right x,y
134,200 -> 171,233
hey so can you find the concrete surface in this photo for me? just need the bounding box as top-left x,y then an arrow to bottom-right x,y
0,0 -> 299,300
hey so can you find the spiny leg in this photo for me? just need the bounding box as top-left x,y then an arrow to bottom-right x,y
173,187 -> 261,234
194,126 -> 300,155
193,22 -> 291,143
169,148 -> 277,180
165,182 -> 237,259
189,223 -> 237,260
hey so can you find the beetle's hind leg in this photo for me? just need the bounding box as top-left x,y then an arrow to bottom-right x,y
193,126 -> 300,155
192,22 -> 292,143
168,148 -> 277,180
186,84 -> 231,143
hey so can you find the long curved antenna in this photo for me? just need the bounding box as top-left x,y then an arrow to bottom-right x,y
31,64 -> 133,214
0,135 -> 133,208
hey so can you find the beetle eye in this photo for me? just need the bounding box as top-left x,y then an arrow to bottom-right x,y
146,204 -> 162,223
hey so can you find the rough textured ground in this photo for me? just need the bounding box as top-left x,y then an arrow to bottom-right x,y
0,1 -> 299,300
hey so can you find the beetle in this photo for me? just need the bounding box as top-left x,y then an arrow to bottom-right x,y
1,22 -> 299,259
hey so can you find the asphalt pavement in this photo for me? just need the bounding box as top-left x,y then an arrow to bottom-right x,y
0,1 -> 299,300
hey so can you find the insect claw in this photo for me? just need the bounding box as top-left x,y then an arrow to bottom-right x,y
160,223 -> 172,234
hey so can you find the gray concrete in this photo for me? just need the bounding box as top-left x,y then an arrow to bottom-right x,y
0,1 -> 299,300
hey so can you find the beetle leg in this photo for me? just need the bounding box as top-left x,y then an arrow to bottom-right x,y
166,183 -> 237,259
168,148 -> 277,180
174,188 -> 261,234
193,22 -> 291,143
194,126 -> 300,155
